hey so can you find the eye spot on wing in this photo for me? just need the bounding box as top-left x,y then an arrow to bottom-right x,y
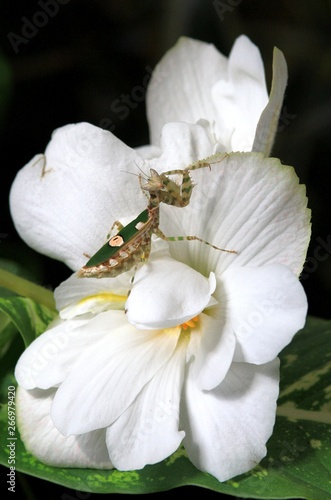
135,221 -> 146,230
109,235 -> 124,247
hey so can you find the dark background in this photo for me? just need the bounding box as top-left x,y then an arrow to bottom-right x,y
0,0 -> 330,499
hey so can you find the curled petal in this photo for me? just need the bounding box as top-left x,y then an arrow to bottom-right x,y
212,34 -> 268,150
253,47 -> 288,155
147,36 -> 227,146
182,359 -> 279,482
219,264 -> 307,364
10,123 -> 145,270
146,35 -> 270,151
187,311 -> 236,390
17,387 -> 112,468
125,255 -> 216,329
59,292 -> 126,320
55,273 -> 129,319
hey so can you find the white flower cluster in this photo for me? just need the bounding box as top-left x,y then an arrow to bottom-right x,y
10,35 -> 310,481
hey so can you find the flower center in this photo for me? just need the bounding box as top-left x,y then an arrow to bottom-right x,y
181,315 -> 199,331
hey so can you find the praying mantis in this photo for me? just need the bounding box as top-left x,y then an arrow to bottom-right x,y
78,153 -> 237,278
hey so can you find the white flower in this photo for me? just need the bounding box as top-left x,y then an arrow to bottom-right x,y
10,35 -> 309,482
9,35 -> 287,268
146,34 -> 287,154
11,119 -> 310,481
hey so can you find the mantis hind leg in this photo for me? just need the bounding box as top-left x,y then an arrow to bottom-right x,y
106,221 -> 124,239
155,228 -> 237,254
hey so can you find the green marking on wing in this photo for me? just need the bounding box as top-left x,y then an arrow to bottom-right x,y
85,209 -> 149,267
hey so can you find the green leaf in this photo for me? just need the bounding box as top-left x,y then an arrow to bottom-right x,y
0,256 -> 43,286
0,311 -> 16,352
0,268 -> 56,312
0,321 -> 21,401
0,296 -> 57,347
0,316 -> 330,498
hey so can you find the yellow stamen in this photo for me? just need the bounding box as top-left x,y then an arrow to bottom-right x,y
181,315 -> 199,330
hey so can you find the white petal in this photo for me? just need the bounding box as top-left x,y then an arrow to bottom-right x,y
55,240 -> 171,318
253,47 -> 288,155
125,255 -> 216,329
106,338 -> 187,469
156,120 -> 220,168
54,272 -> 128,319
146,35 -> 269,151
160,152 -> 310,277
146,37 -> 228,146
17,387 -> 112,468
50,315 -> 181,435
219,264 -> 307,364
182,359 -> 279,482
212,35 -> 268,150
228,35 -> 267,84
15,315 -> 92,390
135,143 -> 162,160
187,311 -> 236,390
9,123 -> 146,270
